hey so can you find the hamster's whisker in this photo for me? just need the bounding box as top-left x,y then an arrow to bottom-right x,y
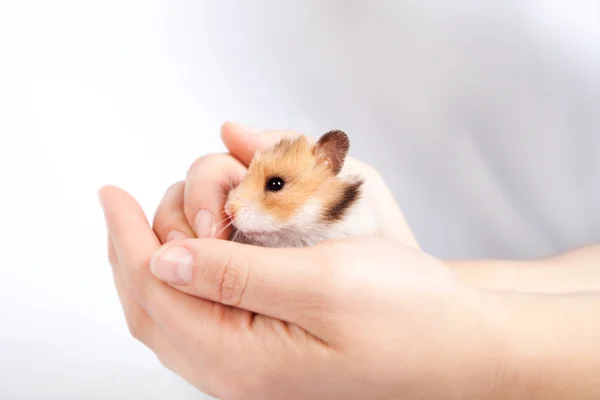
215,219 -> 235,238
229,214 -> 252,243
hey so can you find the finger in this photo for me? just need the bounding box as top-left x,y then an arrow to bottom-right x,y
109,235 -> 169,354
99,186 -> 241,360
153,181 -> 196,244
183,153 -> 247,240
345,159 -> 421,249
149,237 -> 333,328
108,236 -> 216,394
220,121 -> 305,166
99,185 -> 162,308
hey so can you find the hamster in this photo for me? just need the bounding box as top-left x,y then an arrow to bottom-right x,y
224,129 -> 378,248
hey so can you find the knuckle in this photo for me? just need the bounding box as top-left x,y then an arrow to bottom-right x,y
152,212 -> 185,240
214,256 -> 250,307
184,154 -> 244,211
152,182 -> 184,224
187,153 -> 228,177
151,213 -> 168,235
164,180 -> 185,196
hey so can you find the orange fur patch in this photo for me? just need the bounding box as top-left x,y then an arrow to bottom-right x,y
228,135 -> 356,222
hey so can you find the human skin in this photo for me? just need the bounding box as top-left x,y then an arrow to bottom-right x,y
99,122 -> 600,399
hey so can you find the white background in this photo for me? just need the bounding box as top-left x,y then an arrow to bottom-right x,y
1,1 -> 599,398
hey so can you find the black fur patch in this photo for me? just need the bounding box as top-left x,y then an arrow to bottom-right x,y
323,179 -> 363,222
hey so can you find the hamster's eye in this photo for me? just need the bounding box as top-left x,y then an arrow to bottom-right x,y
265,177 -> 285,192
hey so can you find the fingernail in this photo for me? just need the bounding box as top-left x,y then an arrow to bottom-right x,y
151,246 -> 193,285
166,230 -> 188,242
195,209 -> 216,238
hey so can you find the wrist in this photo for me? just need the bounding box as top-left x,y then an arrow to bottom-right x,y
480,290 -> 600,399
422,286 -> 532,399
446,244 -> 600,294
446,259 -> 529,292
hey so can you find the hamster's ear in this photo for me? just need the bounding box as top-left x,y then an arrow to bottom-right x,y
313,130 -> 350,175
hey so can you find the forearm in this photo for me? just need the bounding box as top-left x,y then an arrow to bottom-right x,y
493,291 -> 600,399
446,244 -> 600,293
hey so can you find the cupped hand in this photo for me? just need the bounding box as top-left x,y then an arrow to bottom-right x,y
152,122 -> 419,249
100,185 -> 513,400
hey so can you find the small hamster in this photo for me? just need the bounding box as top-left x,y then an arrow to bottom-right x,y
224,129 -> 378,248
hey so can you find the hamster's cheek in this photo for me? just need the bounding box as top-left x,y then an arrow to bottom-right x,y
293,199 -> 323,227
237,206 -> 281,233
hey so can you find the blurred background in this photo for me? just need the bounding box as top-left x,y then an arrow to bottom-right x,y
1,0 -> 599,398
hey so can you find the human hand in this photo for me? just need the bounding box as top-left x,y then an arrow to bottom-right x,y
100,185 -> 516,399
151,122 -> 419,249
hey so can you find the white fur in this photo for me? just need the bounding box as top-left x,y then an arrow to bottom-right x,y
232,202 -> 280,233
229,181 -> 379,248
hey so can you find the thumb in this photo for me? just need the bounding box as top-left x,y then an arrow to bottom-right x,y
220,121 -> 307,166
149,237 -> 332,326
